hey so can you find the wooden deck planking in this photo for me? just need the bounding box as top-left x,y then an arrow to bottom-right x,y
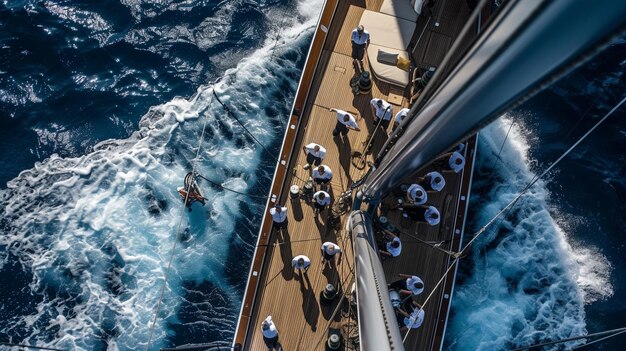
242,0 -> 472,349
378,168 -> 463,350
330,5 -> 366,57
411,0 -> 470,69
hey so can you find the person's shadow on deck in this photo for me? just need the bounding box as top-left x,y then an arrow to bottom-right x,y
291,197 -> 304,222
298,271 -> 319,331
279,228 -> 294,280
338,140 -> 353,186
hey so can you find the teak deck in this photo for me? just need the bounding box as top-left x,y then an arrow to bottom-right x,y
233,0 -> 473,350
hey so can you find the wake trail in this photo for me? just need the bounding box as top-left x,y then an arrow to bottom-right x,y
0,0 -> 323,349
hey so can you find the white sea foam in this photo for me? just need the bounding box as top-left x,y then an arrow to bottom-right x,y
0,1 -> 322,350
445,116 -> 613,350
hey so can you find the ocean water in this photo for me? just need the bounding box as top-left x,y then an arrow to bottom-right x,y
0,0 -> 321,349
445,40 -> 625,350
0,2 -> 624,351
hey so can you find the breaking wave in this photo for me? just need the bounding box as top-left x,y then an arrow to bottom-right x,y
445,116 -> 613,350
0,1 -> 322,350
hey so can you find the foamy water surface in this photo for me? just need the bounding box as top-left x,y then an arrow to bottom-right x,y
0,0 -> 322,349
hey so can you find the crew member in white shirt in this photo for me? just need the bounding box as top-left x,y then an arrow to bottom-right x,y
269,204 -> 287,233
292,254 -> 311,274
417,171 -> 446,192
330,108 -> 360,137
406,183 -> 427,205
436,144 -> 466,173
379,231 -> 402,258
398,303 -> 425,331
393,204 -> 440,226
448,151 -> 466,173
261,315 -> 281,350
370,98 -> 393,130
389,274 -> 425,296
351,24 -> 370,68
312,190 -> 331,216
302,142 -> 326,170
312,165 -> 333,189
393,107 -> 410,131
321,242 -> 342,267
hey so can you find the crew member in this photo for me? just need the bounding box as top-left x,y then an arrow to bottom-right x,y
393,107 -> 410,131
292,255 -> 311,274
389,274 -> 425,296
261,316 -> 281,350
312,165 -> 333,189
312,190 -> 331,216
379,231 -> 402,258
370,98 -> 393,130
330,108 -> 360,137
321,242 -> 342,267
406,183 -> 428,205
351,24 -> 370,69
302,142 -> 326,170
417,171 -> 445,192
269,204 -> 288,233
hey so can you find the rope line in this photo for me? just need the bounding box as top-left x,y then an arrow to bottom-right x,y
0,342 -> 65,351
145,87 -> 216,351
402,94 -> 626,345
489,118 -> 514,171
460,94 -> 625,259
571,328 -> 626,350
195,175 -> 266,199
211,90 -> 273,157
508,326 -> 626,350
382,228 -> 455,256
267,2 -> 292,132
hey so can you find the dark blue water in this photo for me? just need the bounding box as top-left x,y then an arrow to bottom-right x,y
446,40 -> 626,350
0,1 -> 624,350
0,0 -> 270,185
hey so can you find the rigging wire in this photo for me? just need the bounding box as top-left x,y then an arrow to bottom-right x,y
0,342 -> 64,351
145,87 -> 216,351
266,2 -> 292,132
195,174 -> 266,199
402,94 -> 626,344
381,228 -> 455,256
489,118 -> 515,171
571,328 -> 626,350
211,90 -> 274,158
508,326 -> 626,351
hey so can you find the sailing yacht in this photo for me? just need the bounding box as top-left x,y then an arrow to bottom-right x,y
221,0 -> 626,350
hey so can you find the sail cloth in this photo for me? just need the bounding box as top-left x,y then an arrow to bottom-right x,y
362,0 -> 626,201
350,211 -> 404,351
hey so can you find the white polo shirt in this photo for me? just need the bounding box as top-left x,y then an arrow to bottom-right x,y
386,237 -> 402,257
370,98 -> 392,120
304,143 -> 326,159
394,108 -> 410,124
406,276 -> 424,295
449,151 -> 465,173
269,206 -> 287,223
312,166 -> 333,180
407,184 -> 427,205
425,171 -> 445,192
292,255 -> 311,270
261,316 -> 278,338
335,109 -> 359,129
424,206 -> 440,226
404,308 -> 425,329
313,191 -> 331,206
322,242 -> 341,256
351,29 -> 370,45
